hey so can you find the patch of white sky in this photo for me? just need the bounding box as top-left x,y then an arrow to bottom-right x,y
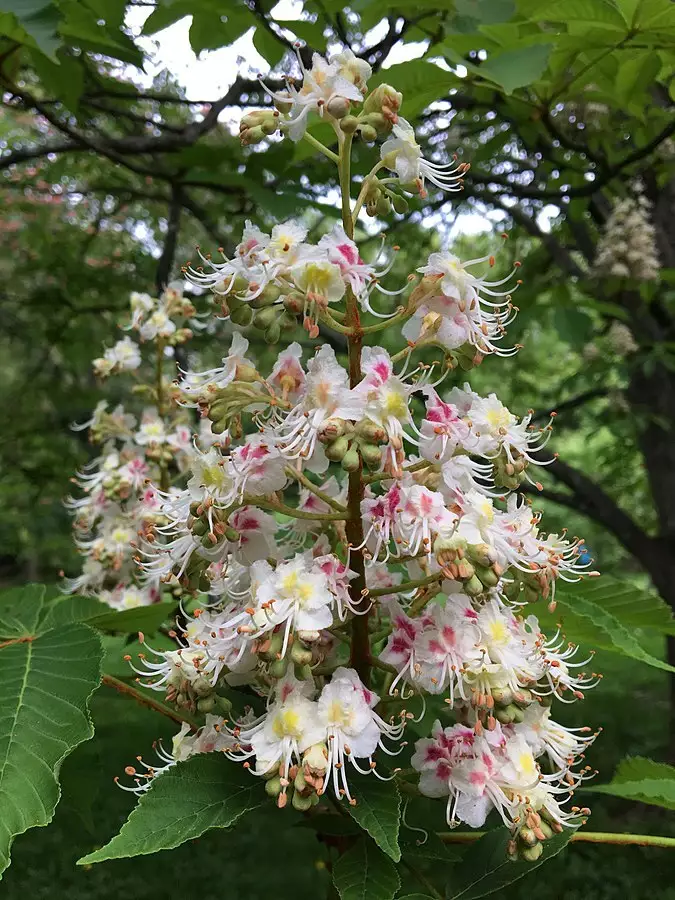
124,2 -> 558,241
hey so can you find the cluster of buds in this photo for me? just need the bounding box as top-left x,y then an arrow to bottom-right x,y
318,417 -> 389,473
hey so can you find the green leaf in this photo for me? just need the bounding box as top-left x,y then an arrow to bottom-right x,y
479,43 -> 552,93
0,585 -> 102,878
332,838 -> 400,900
446,826 -> 576,899
299,812 -> 361,837
455,0 -> 516,24
253,24 -> 287,67
401,829 -> 462,863
553,306 -> 594,348
86,601 -> 177,634
274,18 -> 326,51
532,581 -> 675,672
190,9 -> 251,54
142,0 -> 191,35
77,755 -> 263,864
0,1 -> 61,58
374,60 -> 458,118
347,775 -> 401,861
0,584 -> 52,638
28,592 -> 176,636
583,756 -> 675,810
29,50 -> 84,108
398,896 -> 435,900
556,576 -> 675,635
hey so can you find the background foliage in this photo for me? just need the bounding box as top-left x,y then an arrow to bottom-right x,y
1,0 -> 675,896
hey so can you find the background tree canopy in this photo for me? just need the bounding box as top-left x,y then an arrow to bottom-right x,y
1,0 -> 675,896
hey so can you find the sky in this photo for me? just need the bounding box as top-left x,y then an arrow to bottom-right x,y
124,4 -> 556,237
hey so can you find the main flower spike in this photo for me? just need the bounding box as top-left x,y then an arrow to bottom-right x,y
66,54 -> 600,862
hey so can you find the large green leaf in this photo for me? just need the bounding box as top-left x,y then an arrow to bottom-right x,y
347,775 -> 401,861
445,826 -> 577,899
583,756 -> 675,811
332,838 -> 400,900
533,579 -> 675,672
478,44 -> 553,93
18,591 -> 176,636
556,575 -> 675,635
78,755 -> 263,864
0,584 -> 102,879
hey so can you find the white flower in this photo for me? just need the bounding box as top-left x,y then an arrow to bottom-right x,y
380,118 -> 466,193
179,333 -> 256,402
316,667 -> 404,802
136,413 -> 168,445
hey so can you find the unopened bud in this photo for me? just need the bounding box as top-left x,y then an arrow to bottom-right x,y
358,123 -> 378,143
230,304 -> 253,326
341,446 -> 361,472
265,321 -> 281,344
360,443 -> 382,469
326,96 -> 351,119
340,115 -> 359,134
324,435 -> 351,461
390,192 -> 409,214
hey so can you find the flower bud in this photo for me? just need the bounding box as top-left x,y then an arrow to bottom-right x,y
355,420 -> 387,443
358,123 -> 378,143
363,84 -> 402,127
290,640 -> 313,666
464,574 -> 484,596
318,418 -> 349,442
520,842 -> 544,862
326,96 -> 351,119
340,115 -> 360,134
230,304 -> 253,326
253,306 -> 279,330
324,435 -> 351,461
265,321 -> 281,344
390,192 -> 409,214
360,443 -> 382,469
273,92 -> 293,114
269,656 -> 289,678
341,446 -> 361,472
265,775 -> 283,797
291,790 -> 313,811
283,291 -> 305,314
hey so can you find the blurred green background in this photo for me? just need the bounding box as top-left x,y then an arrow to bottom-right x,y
1,0 -> 674,896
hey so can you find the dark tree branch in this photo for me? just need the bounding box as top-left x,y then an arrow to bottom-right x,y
531,388 -> 608,424
525,451 -> 654,563
156,185 -> 183,294
486,193 -> 585,279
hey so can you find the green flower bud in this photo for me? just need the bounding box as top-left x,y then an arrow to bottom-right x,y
355,420 -> 387,443
518,826 -> 538,848
291,790 -> 313,811
265,321 -> 281,344
520,842 -> 544,862
340,115 -> 359,134
197,695 -> 217,713
360,443 -> 382,469
269,656 -> 289,678
324,435 -> 351,461
210,419 -> 229,434
326,96 -> 351,118
254,306 -> 279,329
390,192 -> 409,214
230,304 -> 253,326
290,641 -> 313,666
359,123 -> 378,143
341,446 -> 361,472
464,574 -> 484,596
265,775 -> 283,797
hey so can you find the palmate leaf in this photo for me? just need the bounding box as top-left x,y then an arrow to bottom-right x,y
556,575 -> 675,635
347,774 -> 401,861
332,837 -> 400,900
0,584 -> 102,879
532,577 -> 675,672
445,826 -> 577,900
583,756 -> 675,811
78,755 -> 264,864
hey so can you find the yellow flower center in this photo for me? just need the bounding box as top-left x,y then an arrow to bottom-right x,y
272,708 -> 302,739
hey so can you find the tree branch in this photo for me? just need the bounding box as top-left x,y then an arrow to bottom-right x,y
524,451 -> 654,562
